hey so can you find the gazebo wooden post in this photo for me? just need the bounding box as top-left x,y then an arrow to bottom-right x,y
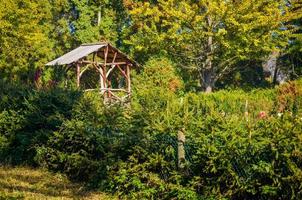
76,63 -> 80,88
99,66 -> 104,92
95,51 -> 103,93
126,64 -> 131,96
103,65 -> 108,100
103,45 -> 109,101
107,74 -> 112,99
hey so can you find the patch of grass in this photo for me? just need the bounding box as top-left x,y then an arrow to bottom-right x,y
0,166 -> 115,200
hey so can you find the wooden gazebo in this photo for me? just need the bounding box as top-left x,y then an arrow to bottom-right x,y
46,42 -> 138,102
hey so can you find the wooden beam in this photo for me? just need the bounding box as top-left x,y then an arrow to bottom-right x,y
85,88 -> 128,92
106,62 -> 127,66
104,46 -> 109,65
178,129 -> 186,170
112,52 -> 117,64
105,52 -> 118,78
79,64 -> 91,78
80,60 -> 127,66
92,63 -> 101,73
99,64 -> 105,91
103,46 -> 108,88
106,65 -> 116,78
72,44 -> 135,103
116,65 -> 128,79
76,63 -> 80,88
126,64 -> 131,93
100,88 -> 128,92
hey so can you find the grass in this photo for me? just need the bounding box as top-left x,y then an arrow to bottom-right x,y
0,166 -> 115,200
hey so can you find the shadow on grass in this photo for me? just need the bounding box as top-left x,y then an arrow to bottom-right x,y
0,166 -> 109,200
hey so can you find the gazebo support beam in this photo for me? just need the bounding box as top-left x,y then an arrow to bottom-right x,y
103,46 -> 109,100
126,64 -> 131,94
76,63 -> 80,88
80,60 -> 127,66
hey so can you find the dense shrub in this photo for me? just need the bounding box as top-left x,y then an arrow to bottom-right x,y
109,146 -> 198,200
105,77 -> 302,199
0,81 -> 81,164
106,111 -> 302,199
133,56 -> 183,94
1,78 -> 302,199
188,114 -> 302,199
35,92 -> 148,187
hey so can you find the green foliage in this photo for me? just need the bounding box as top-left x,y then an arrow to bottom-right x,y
280,0 -> 302,78
0,81 -> 81,164
0,0 -> 128,82
0,0 -> 54,81
64,0 -> 128,44
109,147 -> 198,200
1,78 -> 302,199
35,92 -> 142,186
134,56 -> 183,93
1,0 -> 301,88
126,0 -> 300,90
1,0 -> 302,198
187,114 -> 302,199
109,78 -> 302,199
132,56 -> 183,113
36,120 -> 106,182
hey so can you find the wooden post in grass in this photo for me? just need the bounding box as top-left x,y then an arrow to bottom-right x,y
244,100 -> 249,121
178,129 -> 186,170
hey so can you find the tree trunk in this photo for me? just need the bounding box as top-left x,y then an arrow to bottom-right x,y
200,16 -> 214,93
263,51 -> 287,85
202,68 -> 214,93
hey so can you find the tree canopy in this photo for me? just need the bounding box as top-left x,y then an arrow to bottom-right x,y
1,1 -> 302,199
127,0 -> 301,92
0,0 -> 301,91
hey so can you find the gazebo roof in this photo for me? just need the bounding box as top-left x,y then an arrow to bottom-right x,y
46,42 -> 138,67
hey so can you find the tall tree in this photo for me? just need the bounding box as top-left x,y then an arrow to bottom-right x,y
126,0 -> 297,92
0,0 -> 128,82
49,0 -> 73,54
66,0 -> 125,44
0,0 -> 54,82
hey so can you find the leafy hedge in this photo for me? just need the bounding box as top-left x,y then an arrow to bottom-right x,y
0,81 -> 81,164
1,75 -> 302,199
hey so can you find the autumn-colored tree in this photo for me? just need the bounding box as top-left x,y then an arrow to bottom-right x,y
127,0 -> 300,92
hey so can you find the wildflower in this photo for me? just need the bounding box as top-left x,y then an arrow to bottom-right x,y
258,111 -> 267,119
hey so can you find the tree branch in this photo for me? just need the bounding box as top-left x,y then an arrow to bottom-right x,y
215,56 -> 238,81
